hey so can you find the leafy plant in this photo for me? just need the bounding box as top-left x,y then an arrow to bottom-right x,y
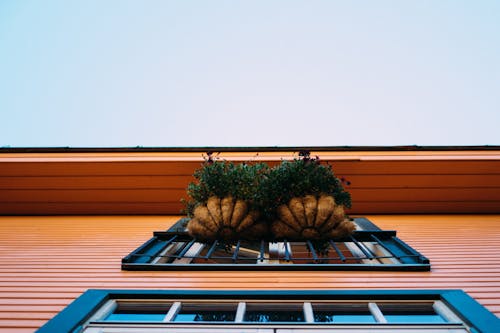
257,151 -> 351,221
183,152 -> 269,217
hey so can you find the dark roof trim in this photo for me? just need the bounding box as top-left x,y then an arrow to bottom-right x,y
2,145 -> 500,153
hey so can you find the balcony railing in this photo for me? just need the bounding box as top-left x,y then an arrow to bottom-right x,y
122,218 -> 430,271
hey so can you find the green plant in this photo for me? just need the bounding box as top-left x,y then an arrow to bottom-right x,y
257,151 -> 351,221
182,153 -> 271,242
182,151 -> 353,242
183,152 -> 269,217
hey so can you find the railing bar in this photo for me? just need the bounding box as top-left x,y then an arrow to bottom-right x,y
259,240 -> 265,262
329,240 -> 346,262
289,241 -> 294,261
306,241 -> 318,261
283,240 -> 291,261
160,252 -> 420,260
361,240 -> 378,258
146,248 -> 418,261
204,240 -> 219,259
128,235 -> 179,262
122,237 -> 156,263
391,236 -> 430,264
349,235 -> 374,260
370,234 -> 400,259
163,235 -> 178,248
176,239 -> 196,260
261,257 -> 420,263
232,240 -> 241,262
391,236 -> 420,255
204,256 -> 256,261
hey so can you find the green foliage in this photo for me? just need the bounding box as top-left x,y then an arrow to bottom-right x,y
183,153 -> 269,217
257,151 -> 351,220
182,151 -> 351,222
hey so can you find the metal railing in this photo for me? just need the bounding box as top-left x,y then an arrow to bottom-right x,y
122,225 -> 430,271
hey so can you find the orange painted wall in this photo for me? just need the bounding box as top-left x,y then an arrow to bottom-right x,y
0,214 -> 499,332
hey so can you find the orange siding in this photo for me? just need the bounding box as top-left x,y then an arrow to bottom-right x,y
1,151 -> 500,215
0,214 -> 499,332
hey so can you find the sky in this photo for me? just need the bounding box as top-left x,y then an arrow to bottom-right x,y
0,0 -> 499,147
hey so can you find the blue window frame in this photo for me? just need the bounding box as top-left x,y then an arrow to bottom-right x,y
36,290 -> 500,333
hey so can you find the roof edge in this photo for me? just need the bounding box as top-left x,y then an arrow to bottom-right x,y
2,145 -> 500,153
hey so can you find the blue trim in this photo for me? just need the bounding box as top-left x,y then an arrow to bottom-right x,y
36,289 -> 109,333
105,289 -> 445,300
36,289 -> 500,333
121,236 -> 158,263
441,290 -> 500,333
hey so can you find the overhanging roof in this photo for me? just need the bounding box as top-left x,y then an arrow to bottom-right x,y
1,147 -> 499,215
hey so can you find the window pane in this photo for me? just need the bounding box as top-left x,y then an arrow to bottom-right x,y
173,303 -> 237,322
244,303 -> 304,322
312,303 -> 376,323
104,302 -> 171,322
379,303 -> 447,323
105,312 -> 166,321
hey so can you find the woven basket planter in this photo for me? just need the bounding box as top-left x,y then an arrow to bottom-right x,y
271,194 -> 355,240
187,196 -> 268,242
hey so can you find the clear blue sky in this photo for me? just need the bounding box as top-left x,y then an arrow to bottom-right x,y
0,0 -> 499,147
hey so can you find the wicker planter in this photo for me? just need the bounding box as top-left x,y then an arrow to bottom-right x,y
187,196 -> 268,242
271,195 -> 355,240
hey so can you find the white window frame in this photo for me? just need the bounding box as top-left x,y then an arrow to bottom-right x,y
36,290 -> 500,333
82,298 -> 470,333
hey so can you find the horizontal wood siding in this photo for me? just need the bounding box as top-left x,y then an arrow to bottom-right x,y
0,215 -> 498,332
1,151 -> 500,215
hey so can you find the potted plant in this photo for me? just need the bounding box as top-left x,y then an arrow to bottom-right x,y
258,151 -> 355,240
183,153 -> 270,242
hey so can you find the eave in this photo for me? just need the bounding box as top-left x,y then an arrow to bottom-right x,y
1,147 -> 499,215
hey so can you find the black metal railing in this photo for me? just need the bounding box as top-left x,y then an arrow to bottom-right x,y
122,219 -> 430,271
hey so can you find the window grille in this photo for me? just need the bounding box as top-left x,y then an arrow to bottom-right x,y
122,218 -> 430,271
92,300 -> 457,325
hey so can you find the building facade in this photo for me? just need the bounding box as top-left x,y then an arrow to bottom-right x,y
0,147 -> 499,332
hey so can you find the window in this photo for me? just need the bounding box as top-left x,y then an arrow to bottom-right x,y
36,290 -> 499,333
122,218 -> 430,271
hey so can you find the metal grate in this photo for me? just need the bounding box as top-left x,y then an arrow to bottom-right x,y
122,219 -> 430,271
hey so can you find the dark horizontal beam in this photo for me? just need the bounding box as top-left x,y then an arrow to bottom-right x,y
152,230 -> 398,241
122,263 -> 431,271
2,145 -> 500,153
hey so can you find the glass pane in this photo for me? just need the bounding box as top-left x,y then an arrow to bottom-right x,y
105,312 -> 166,321
379,303 -> 447,323
173,303 -> 237,322
245,303 -> 304,322
312,303 -> 376,323
104,302 -> 171,322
